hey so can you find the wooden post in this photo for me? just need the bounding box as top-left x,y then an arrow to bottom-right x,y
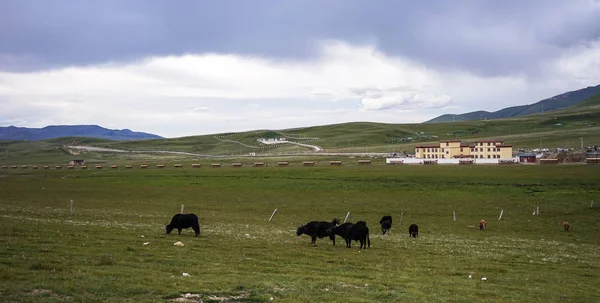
180,204 -> 185,214
498,209 -> 504,221
536,206 -> 540,216
268,209 -> 278,222
70,199 -> 74,216
453,211 -> 456,222
399,212 -> 404,225
343,212 -> 351,223
591,200 -> 595,208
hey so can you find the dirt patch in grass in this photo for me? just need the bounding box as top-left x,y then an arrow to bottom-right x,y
171,291 -> 250,302
26,289 -> 71,300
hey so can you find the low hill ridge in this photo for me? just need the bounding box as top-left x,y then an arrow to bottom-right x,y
0,125 -> 162,141
426,84 -> 600,123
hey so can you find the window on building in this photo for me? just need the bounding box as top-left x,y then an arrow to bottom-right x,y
442,148 -> 445,152
442,155 -> 445,158
487,148 -> 490,152
487,142 -> 491,146
461,148 -> 464,152
488,155 -> 491,158
416,148 -> 419,152
446,151 -> 449,154
480,148 -> 483,152
445,142 -> 449,146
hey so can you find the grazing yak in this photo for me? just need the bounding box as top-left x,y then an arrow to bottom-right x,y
166,214 -> 200,237
408,224 -> 419,238
350,221 -> 371,249
297,218 -> 340,246
327,220 -> 370,249
326,222 -> 353,247
379,215 -> 392,235
563,222 -> 570,232
479,220 -> 487,231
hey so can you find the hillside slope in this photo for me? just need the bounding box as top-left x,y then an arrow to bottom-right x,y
426,84 -> 600,123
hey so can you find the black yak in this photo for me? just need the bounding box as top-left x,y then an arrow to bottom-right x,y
166,214 -> 200,237
297,218 -> 339,245
327,220 -> 370,249
379,215 -> 392,235
326,222 -> 353,247
408,224 -> 418,238
350,221 -> 371,249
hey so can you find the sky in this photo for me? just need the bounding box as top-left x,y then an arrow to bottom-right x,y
1,0 -> 599,138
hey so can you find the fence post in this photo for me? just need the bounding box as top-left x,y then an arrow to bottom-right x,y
536,206 -> 540,216
399,212 -> 404,225
70,199 -> 74,216
268,209 -> 278,222
453,211 -> 456,222
343,212 -> 351,223
180,204 -> 185,214
591,200 -> 595,208
498,209 -> 504,221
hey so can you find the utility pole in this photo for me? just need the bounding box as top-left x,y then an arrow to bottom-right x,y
580,138 -> 584,151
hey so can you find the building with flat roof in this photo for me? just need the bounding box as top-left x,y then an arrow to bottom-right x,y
415,140 -> 513,159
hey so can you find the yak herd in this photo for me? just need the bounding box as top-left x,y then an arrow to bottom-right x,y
295,215 -> 419,249
164,214 -> 416,248
166,214 -> 571,249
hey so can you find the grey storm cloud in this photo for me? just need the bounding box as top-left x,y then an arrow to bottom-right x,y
1,0 -> 599,75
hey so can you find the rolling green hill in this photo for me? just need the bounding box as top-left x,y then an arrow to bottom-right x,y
426,84 -> 600,123
1,94 -> 599,165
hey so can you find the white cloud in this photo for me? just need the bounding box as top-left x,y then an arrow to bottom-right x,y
359,88 -> 453,110
0,40 -> 599,137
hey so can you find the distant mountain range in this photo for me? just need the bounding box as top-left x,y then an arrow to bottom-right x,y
426,84 -> 600,123
0,125 -> 163,141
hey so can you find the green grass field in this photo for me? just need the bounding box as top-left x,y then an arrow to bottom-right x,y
1,165 -> 599,302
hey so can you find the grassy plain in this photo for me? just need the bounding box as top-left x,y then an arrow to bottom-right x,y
1,165 -> 599,302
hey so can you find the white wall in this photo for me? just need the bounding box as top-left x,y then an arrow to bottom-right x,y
438,159 -> 460,164
386,158 -> 423,164
386,158 -> 518,165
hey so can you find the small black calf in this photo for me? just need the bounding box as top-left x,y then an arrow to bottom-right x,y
166,214 -> 200,237
379,215 -> 393,235
408,224 -> 418,238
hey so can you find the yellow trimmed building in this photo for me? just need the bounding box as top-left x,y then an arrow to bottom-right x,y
415,140 -> 513,159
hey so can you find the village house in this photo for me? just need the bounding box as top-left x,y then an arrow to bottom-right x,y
69,159 -> 85,166
415,140 -> 513,159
